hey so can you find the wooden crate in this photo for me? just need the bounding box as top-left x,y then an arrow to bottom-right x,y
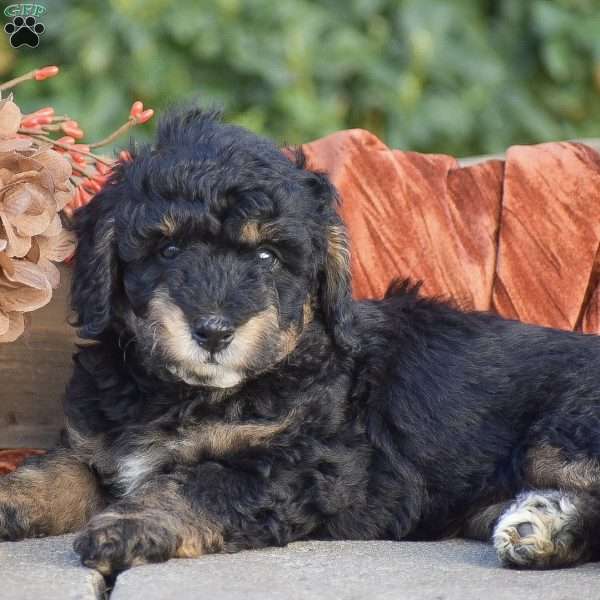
0,265 -> 76,448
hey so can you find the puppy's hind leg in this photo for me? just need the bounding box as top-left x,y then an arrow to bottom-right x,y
492,489 -> 600,569
461,501 -> 512,541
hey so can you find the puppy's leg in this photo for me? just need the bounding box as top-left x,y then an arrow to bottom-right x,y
74,461 -> 320,575
74,477 -> 218,575
0,448 -> 106,540
492,489 -> 599,568
462,501 -> 511,541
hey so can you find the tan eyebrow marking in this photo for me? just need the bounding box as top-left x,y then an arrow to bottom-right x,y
159,214 -> 178,236
239,220 -> 278,244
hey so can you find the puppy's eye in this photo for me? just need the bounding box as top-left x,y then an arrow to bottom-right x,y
160,244 -> 181,259
257,248 -> 277,264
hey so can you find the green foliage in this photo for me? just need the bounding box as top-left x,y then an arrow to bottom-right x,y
1,0 -> 599,155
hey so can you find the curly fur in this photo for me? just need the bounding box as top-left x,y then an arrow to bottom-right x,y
3,108 -> 600,574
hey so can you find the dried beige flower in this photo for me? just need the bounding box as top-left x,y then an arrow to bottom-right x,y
0,145 -> 75,342
0,99 -> 22,139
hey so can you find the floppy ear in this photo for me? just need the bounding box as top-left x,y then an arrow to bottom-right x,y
70,190 -> 118,340
301,164 -> 356,352
321,215 -> 356,352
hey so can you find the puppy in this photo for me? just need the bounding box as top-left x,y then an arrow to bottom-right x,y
1,108 -> 600,575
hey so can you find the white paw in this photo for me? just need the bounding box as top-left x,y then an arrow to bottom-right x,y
493,491 -> 585,568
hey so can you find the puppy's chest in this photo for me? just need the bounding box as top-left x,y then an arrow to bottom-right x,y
87,414 -> 295,496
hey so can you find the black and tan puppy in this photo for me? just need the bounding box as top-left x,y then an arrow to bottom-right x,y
2,108 -> 600,574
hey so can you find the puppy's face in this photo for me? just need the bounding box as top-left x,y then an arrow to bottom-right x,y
72,110 -> 353,389
121,198 -> 315,388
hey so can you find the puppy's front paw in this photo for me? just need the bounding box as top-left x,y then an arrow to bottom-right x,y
493,491 -> 586,569
74,514 -> 177,575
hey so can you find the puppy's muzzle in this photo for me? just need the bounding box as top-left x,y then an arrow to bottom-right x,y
192,315 -> 235,354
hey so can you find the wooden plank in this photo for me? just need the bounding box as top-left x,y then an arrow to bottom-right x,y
0,265 -> 76,448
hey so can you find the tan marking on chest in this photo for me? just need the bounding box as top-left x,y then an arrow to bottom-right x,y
114,412 -> 296,495
169,413 -> 296,461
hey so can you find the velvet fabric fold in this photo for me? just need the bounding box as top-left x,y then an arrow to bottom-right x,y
304,130 -> 600,333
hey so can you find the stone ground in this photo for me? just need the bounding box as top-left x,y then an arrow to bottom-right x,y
1,535 -> 598,600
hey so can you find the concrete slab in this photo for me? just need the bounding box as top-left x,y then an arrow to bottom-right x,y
0,535 -> 105,600
110,539 -> 600,600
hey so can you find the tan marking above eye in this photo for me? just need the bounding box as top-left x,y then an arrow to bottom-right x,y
240,221 -> 261,244
159,214 -> 178,237
239,220 -> 279,246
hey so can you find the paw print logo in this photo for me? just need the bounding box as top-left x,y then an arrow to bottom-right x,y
4,16 -> 45,48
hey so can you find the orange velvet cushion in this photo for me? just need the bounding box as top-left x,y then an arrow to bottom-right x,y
303,130 -> 600,333
0,449 -> 45,474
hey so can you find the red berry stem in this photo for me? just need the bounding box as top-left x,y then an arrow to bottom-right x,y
23,132 -> 113,166
88,102 -> 154,149
0,66 -> 59,91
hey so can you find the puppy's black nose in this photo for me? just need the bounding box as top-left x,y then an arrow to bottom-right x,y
192,316 -> 234,353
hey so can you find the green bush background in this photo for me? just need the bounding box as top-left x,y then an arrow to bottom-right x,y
1,0 -> 599,155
